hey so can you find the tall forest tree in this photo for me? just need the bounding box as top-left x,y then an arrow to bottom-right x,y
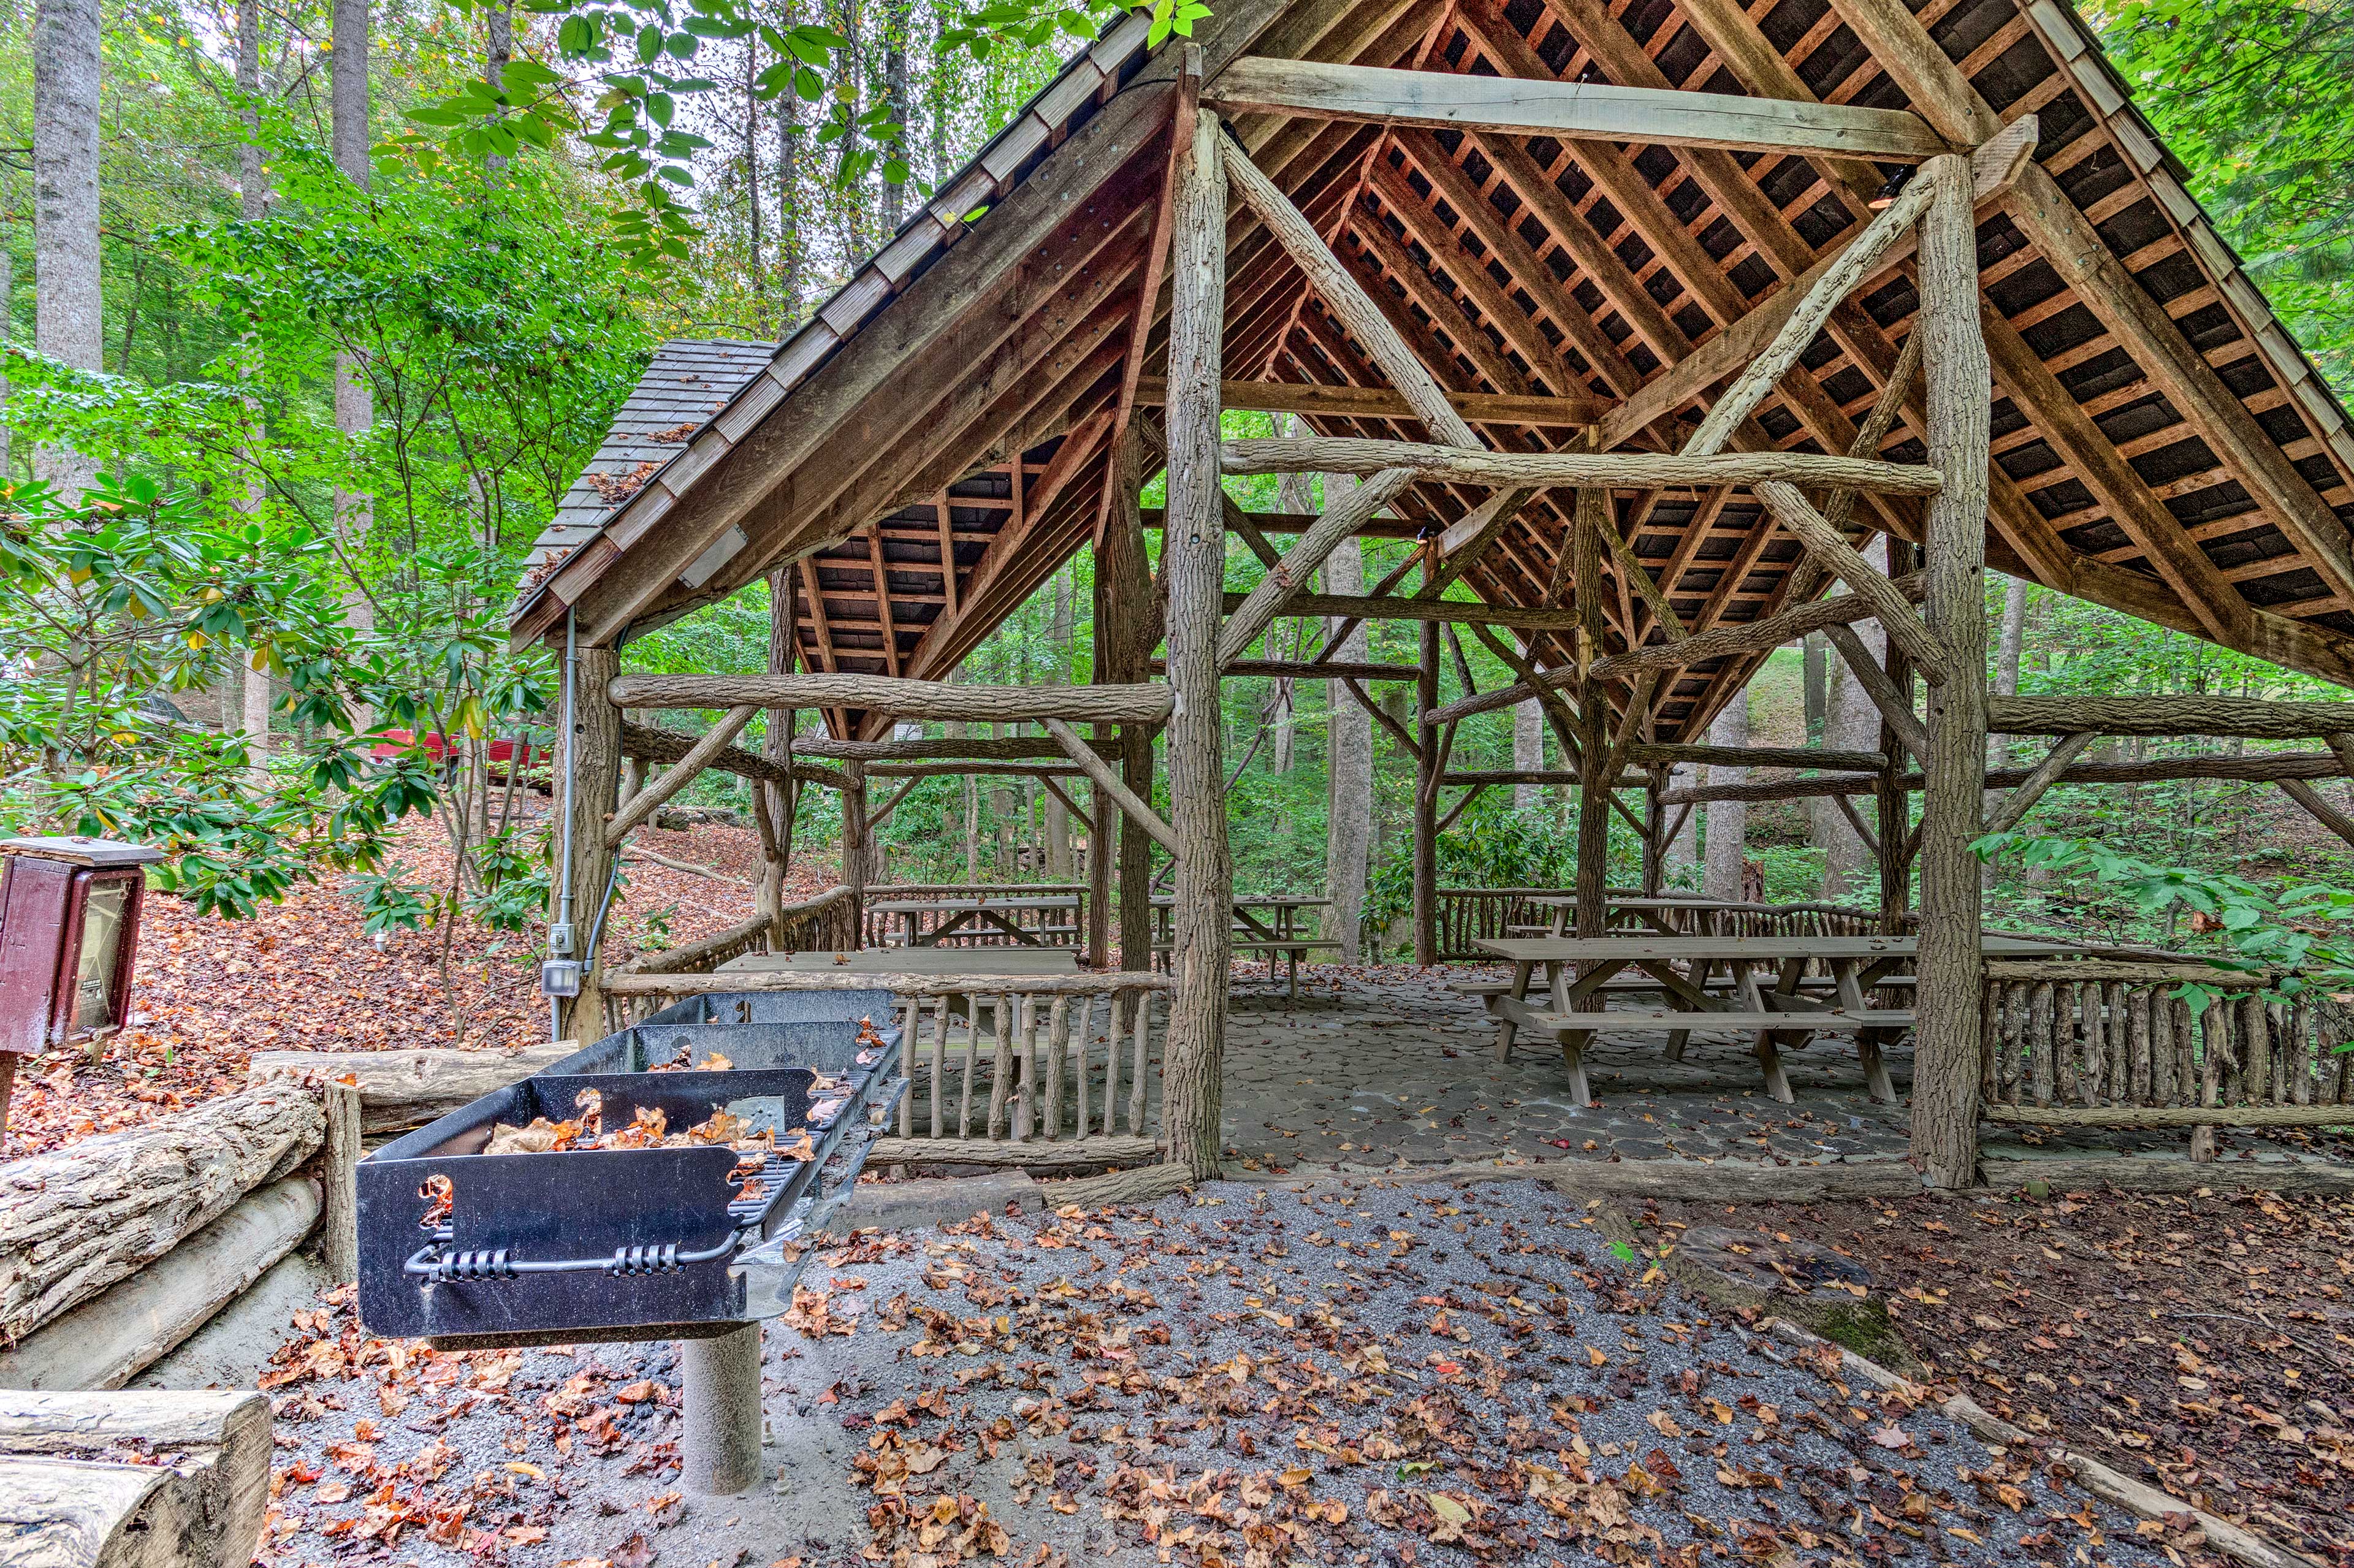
31,0 -> 101,498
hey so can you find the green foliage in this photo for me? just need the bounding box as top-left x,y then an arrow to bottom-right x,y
2098,0 -> 2354,390
1977,831 -> 2354,1010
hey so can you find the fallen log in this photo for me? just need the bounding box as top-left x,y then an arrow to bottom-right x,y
0,1179 -> 318,1393
0,1087 -> 321,1344
0,1388 -> 272,1568
249,1043 -> 579,1136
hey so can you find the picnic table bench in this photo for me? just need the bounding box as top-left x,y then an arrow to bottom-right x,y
1469,934 -> 2078,1104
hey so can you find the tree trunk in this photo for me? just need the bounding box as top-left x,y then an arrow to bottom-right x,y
1984,573 -> 2030,887
1513,696 -> 1544,812
1412,621 -> 1439,964
1159,106 -> 1228,1182
878,0 -> 910,232
1909,154 -> 1991,1190
1803,633 -> 1827,742
1322,514 -> 1371,961
1044,571 -> 1073,877
331,0 -> 373,600
1664,764 -> 1698,880
0,1085 -> 322,1342
1702,698 -> 1750,901
31,0 -> 102,499
1099,430 -> 1156,973
775,0 -> 804,324
485,0 -> 512,171
241,668 -> 272,763
1571,484 -> 1609,936
1818,537 -> 1887,900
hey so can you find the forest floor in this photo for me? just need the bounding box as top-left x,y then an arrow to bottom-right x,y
1640,1186 -> 2354,1566
4,809 -> 815,1155
252,1178 -> 2201,1568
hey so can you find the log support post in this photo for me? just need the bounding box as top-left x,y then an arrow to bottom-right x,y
1413,622 -> 1440,965
1641,777 -> 1666,897
1159,97 -> 1228,1182
1572,482 -> 1610,938
1099,425 -> 1157,972
558,644 -> 622,1041
842,761 -> 869,948
1876,543 -> 1916,932
1910,153 -> 1991,1190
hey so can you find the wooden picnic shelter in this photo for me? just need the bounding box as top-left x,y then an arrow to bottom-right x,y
508,0 -> 2354,1188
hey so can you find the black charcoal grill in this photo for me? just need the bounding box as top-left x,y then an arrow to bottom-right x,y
357,997 -> 905,1350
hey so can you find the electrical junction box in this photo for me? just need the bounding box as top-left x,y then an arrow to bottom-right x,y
0,836 -> 166,1057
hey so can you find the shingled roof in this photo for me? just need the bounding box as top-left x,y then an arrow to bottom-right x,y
513,0 -> 2354,742
522,339 -> 778,588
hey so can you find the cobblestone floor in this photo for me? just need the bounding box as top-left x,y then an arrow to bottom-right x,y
1208,962 -> 2329,1174
1214,963 -> 1917,1173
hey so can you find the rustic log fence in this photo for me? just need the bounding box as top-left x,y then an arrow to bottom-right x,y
598,969 -> 1173,1173
1433,889 -> 1905,959
603,884 -> 859,1030
880,973 -> 1167,1155
858,882 -> 1089,950
1978,958 -> 2354,1158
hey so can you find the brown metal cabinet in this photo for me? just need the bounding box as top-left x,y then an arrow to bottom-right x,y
0,837 -> 165,1143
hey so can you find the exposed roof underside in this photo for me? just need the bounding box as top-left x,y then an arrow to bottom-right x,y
514,0 -> 2354,743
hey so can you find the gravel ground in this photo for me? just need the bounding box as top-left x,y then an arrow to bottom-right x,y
253,1178 -> 2208,1568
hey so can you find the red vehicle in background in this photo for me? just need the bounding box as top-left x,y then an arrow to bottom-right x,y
367,730 -> 543,782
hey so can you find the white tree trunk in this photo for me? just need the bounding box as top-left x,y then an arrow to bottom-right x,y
1512,698 -> 1544,811
1664,763 -> 1698,880
1322,489 -> 1371,962
241,666 -> 272,761
332,0 -> 373,572
1817,536 -> 1888,899
1702,698 -> 1749,902
32,0 -> 102,500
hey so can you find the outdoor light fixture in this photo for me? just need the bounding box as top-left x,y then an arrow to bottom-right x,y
0,835 -> 165,1144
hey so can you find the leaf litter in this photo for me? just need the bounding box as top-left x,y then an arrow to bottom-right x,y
252,1178 -> 2193,1568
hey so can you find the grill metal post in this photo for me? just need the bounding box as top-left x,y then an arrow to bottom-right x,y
679,1321 -> 764,1494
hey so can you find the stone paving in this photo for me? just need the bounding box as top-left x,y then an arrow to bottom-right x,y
1214,963 -> 1917,1173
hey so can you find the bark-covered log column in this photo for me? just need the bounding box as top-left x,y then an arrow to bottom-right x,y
1572,483 -> 1610,937
1159,104 -> 1231,1181
1098,426 -> 1157,972
559,644 -> 621,1041
1910,152 -> 1992,1189
841,759 -> 870,948
1876,542 -> 1916,931
1412,621 -> 1439,965
1640,778 -> 1665,897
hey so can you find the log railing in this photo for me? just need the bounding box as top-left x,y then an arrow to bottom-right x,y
1979,959 -> 2354,1155
605,885 -> 859,1029
596,969 -> 1172,1168
886,974 -> 1168,1150
860,882 -> 1089,950
1433,889 -> 1908,958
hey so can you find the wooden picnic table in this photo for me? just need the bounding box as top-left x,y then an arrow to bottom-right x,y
1150,894 -> 1335,996
1469,934 -> 2082,1104
864,894 -> 1082,949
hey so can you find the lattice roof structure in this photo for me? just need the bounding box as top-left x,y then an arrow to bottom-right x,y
511,0 -> 2354,742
